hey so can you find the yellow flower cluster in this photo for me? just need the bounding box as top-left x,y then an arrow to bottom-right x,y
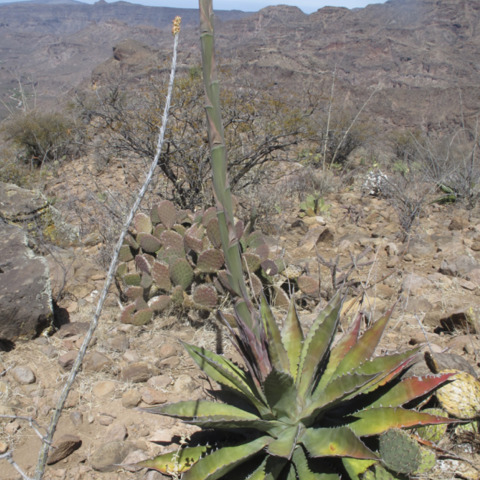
172,16 -> 182,35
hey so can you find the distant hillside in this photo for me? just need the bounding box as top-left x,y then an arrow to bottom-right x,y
0,0 -> 479,135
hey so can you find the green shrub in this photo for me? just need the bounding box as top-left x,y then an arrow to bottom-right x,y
3,110 -> 76,167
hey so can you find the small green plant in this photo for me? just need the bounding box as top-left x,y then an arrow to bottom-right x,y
299,193 -> 331,217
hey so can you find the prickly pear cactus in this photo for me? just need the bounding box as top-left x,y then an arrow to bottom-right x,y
116,200 -> 283,323
379,429 -> 421,475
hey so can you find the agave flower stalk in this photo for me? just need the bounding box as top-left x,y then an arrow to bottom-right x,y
199,0 -> 255,332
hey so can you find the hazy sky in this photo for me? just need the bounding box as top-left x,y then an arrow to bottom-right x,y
0,0 -> 389,13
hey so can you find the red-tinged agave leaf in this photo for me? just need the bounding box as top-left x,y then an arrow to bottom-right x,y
315,311 -> 363,392
182,436 -> 271,480
281,299 -> 304,381
333,308 -> 393,379
302,427 -> 378,460
260,295 -> 290,374
349,350 -> 421,397
348,407 -> 455,437
370,372 -> 457,409
297,293 -> 343,398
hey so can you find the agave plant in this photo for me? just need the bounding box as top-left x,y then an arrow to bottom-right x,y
136,1 -> 456,478
140,294 -> 454,479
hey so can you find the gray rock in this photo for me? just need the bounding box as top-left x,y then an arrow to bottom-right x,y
0,222 -> 53,343
83,352 -> 112,372
105,422 -> 128,442
11,365 -> 36,384
90,441 -> 136,472
440,255 -> 479,277
121,390 -> 142,409
120,362 -> 157,383
58,350 -> 78,370
401,273 -> 432,295
47,434 -> 82,465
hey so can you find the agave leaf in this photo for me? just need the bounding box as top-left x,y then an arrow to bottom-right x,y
260,295 -> 290,374
315,312 -> 362,393
349,407 -> 453,437
292,446 -> 340,479
297,293 -> 343,398
302,427 -> 378,459
264,369 -> 298,420
348,350 -> 420,397
281,300 -> 304,381
137,445 -> 211,474
369,372 -> 456,409
332,308 -> 393,379
303,372 -> 380,424
142,400 -> 261,422
267,424 -> 303,459
182,343 -> 268,414
187,417 -> 284,433
245,456 -> 288,480
182,436 -> 271,480
341,458 -> 376,480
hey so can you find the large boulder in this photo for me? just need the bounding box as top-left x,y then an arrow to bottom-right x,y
0,220 -> 54,344
0,181 -> 79,247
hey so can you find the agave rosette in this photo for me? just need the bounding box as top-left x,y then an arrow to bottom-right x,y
140,293 -> 455,479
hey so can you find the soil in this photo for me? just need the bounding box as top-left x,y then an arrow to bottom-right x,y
1,155 -> 480,480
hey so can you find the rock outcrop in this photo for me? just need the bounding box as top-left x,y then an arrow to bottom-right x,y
0,220 -> 53,344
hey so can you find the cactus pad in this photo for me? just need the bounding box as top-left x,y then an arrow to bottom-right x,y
201,206 -> 217,226
149,295 -> 172,313
184,224 -> 206,253
192,284 -> 218,309
134,212 -> 152,233
119,303 -> 136,324
119,244 -> 134,262
135,254 -> 151,274
123,273 -> 142,286
137,233 -> 162,253
130,308 -> 153,326
242,252 -> 261,273
151,261 -> 172,291
415,408 -> 448,443
197,249 -> 224,273
206,218 -> 222,248
170,258 -> 194,290
156,199 -> 177,229
159,230 -> 184,254
125,286 -> 144,300
379,429 -> 421,475
435,369 -> 480,419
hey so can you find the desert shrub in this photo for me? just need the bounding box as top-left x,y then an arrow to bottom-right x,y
2,110 -> 78,167
76,67 -> 310,210
390,127 -> 480,208
0,146 -> 34,186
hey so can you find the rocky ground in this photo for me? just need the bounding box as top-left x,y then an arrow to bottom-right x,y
1,155 -> 480,479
